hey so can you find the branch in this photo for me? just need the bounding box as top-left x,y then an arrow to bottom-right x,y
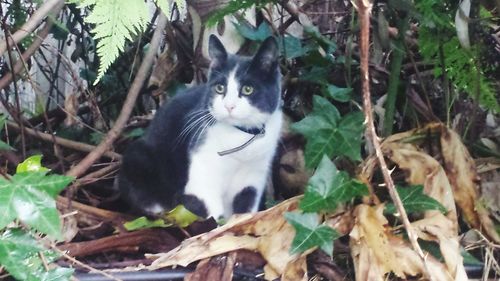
353,0 -> 432,278
6,121 -> 121,160
66,14 -> 168,178
0,0 -> 64,57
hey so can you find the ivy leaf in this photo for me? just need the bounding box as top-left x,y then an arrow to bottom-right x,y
164,204 -> 200,227
385,185 -> 448,214
284,212 -> 339,256
324,84 -> 353,102
16,155 -> 50,174
0,172 -> 73,239
279,36 -> 312,59
0,229 -> 73,281
233,22 -> 272,42
299,155 -> 368,212
291,95 -> 364,168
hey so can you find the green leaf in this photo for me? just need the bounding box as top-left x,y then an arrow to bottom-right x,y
206,0 -> 275,27
279,36 -> 312,59
0,172 -> 73,239
324,84 -> 353,102
0,229 -> 73,281
16,155 -> 50,173
299,155 -> 368,212
284,212 -> 339,256
124,128 -> 145,139
124,216 -> 171,231
291,95 -> 364,168
385,185 -> 448,214
164,204 -> 199,227
233,22 -> 272,42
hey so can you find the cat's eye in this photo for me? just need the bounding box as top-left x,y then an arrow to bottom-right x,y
241,85 -> 254,96
214,84 -> 225,94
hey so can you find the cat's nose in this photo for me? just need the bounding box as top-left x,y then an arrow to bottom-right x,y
224,104 -> 235,113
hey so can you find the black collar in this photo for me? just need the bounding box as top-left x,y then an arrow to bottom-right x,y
217,125 -> 266,156
234,125 -> 265,135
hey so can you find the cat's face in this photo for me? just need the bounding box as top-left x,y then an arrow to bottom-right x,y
207,35 -> 281,128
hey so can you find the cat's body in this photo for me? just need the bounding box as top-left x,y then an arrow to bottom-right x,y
117,36 -> 282,219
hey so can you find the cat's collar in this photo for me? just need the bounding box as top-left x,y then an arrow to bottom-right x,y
217,125 -> 266,156
234,125 -> 265,135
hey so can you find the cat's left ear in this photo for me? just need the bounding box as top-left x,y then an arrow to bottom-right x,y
250,36 -> 279,73
208,35 -> 227,64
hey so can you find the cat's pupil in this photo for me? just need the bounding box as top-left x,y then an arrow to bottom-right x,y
214,84 -> 225,94
241,85 -> 253,95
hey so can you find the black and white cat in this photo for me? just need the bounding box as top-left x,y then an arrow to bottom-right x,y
117,35 -> 282,219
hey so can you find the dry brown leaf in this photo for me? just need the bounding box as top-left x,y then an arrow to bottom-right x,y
350,204 -> 404,280
148,197 -> 306,280
439,125 -> 500,243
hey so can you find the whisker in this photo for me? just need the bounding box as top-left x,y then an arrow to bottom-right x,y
174,111 -> 210,147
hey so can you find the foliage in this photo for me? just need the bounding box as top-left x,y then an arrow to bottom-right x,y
284,212 -> 339,255
124,204 -> 199,230
292,95 -> 364,168
0,156 -> 74,280
384,185 -> 447,215
206,0 -> 277,27
299,155 -> 368,212
285,156 -> 367,255
415,0 -> 499,113
71,0 -> 187,84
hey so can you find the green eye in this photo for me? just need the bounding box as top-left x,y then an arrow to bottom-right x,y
241,85 -> 254,95
214,84 -> 225,94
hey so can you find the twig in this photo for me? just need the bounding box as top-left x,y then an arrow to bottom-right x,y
66,14 -> 168,178
49,244 -> 122,281
6,120 -> 122,160
0,0 -> 64,56
353,0 -> 433,279
0,6 -> 61,91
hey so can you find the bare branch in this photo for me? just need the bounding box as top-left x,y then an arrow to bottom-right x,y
0,0 -> 65,57
354,0 -> 433,279
6,120 -> 122,160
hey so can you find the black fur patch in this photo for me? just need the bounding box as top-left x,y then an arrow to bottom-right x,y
232,186 -> 257,214
182,194 -> 208,218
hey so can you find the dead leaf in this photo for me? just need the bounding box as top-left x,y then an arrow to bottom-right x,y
439,125 -> 500,243
148,197 -> 307,280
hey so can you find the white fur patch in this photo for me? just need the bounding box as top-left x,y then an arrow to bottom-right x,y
184,109 -> 282,219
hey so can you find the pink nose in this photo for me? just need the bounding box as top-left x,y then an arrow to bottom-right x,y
225,104 -> 235,113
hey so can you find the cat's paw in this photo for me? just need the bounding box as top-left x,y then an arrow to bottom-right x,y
181,194 -> 208,218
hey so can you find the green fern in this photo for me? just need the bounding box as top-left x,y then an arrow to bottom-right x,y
206,0 -> 276,27
416,1 -> 499,113
73,0 -> 187,85
77,0 -> 149,84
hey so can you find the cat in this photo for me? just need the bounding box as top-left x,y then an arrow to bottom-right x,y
117,35 -> 282,219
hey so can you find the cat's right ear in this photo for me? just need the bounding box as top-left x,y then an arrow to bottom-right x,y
208,35 -> 227,65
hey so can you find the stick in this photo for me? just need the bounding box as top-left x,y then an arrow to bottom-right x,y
353,0 -> 432,278
66,14 -> 168,178
6,121 -> 122,160
0,0 -> 64,56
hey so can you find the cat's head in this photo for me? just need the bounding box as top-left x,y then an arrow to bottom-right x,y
207,35 -> 281,129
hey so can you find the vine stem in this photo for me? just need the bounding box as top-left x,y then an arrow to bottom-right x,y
66,13 -> 168,178
353,0 -> 433,279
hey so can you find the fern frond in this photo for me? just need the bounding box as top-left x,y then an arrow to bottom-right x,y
154,0 -> 187,21
78,0 -> 149,84
154,0 -> 170,18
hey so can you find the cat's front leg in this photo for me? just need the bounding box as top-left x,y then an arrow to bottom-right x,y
227,163 -> 270,215
183,154 -> 226,219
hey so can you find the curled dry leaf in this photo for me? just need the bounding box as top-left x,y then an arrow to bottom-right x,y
349,204 -> 453,281
148,197 -> 308,281
438,125 -> 500,243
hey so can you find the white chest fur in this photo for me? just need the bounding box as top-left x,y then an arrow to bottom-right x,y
184,110 -> 282,218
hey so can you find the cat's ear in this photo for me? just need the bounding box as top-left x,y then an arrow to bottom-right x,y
208,35 -> 227,64
250,36 -> 279,73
